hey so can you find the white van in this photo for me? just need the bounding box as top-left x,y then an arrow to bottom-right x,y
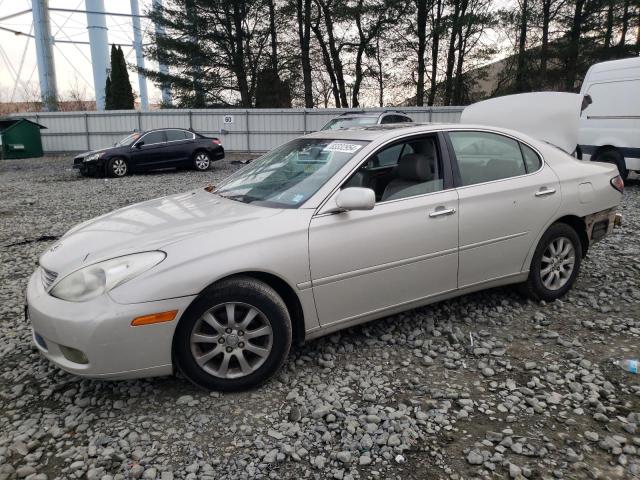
578,57 -> 640,179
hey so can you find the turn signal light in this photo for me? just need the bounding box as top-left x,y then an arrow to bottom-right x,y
131,310 -> 178,326
212,138 -> 221,145
610,175 -> 624,193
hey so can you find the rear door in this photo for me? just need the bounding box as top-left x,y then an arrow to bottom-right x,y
446,130 -> 561,287
129,130 -> 167,168
163,129 -> 194,165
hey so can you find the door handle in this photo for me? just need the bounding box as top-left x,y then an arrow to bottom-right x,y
429,207 -> 456,218
535,187 -> 556,197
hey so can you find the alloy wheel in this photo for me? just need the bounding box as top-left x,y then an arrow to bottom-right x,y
195,153 -> 210,170
112,158 -> 127,176
189,302 -> 273,379
540,236 -> 575,290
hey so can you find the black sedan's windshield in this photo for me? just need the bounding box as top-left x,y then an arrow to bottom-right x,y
214,138 -> 369,208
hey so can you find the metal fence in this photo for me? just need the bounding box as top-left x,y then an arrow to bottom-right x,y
16,106 -> 465,154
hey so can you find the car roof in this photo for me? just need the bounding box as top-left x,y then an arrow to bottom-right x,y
336,110 -> 410,118
307,122 -> 450,141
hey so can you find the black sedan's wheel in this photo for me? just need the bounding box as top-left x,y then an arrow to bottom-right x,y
521,223 -> 582,302
108,157 -> 128,178
174,277 -> 292,391
193,151 -> 211,171
594,147 -> 628,180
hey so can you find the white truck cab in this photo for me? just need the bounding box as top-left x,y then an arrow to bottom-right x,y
578,57 -> 640,179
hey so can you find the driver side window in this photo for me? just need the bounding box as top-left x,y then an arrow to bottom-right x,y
343,136 -> 444,202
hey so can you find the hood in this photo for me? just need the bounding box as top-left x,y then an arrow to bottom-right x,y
74,148 -> 109,159
39,189 -> 282,276
461,92 -> 582,154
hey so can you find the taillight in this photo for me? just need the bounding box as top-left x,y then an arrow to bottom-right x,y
610,175 -> 624,193
212,138 -> 221,145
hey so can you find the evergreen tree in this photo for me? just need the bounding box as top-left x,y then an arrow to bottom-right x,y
106,44 -> 135,109
104,75 -> 113,110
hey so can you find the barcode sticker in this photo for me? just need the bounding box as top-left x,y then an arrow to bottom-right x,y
323,142 -> 362,154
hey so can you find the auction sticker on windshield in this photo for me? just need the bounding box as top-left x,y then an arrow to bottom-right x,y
323,142 -> 363,154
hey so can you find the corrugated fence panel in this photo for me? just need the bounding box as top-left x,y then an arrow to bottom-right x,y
88,111 -> 139,135
11,107 -> 464,154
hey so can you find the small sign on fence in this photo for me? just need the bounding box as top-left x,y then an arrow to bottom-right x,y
223,115 -> 234,124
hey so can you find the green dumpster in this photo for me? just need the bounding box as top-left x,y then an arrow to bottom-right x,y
0,117 -> 47,159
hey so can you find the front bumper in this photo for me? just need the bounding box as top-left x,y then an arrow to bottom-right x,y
26,270 -> 196,379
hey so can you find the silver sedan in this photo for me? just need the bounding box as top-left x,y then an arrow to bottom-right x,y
27,118 -> 623,390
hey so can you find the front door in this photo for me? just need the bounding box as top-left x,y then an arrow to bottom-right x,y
129,130 -> 167,168
447,130 -> 561,287
309,134 -> 459,327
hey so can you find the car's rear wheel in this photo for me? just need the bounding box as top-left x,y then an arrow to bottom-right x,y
193,151 -> 211,171
521,223 -> 582,301
594,147 -> 628,180
174,277 -> 292,391
108,157 -> 128,178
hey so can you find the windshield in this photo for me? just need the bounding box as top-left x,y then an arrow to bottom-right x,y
116,132 -> 142,147
214,138 -> 369,208
322,116 -> 377,130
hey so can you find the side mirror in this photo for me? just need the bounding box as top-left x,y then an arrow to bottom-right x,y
135,141 -> 144,149
335,187 -> 375,212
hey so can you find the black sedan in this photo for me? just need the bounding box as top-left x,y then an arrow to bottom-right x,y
73,128 -> 225,177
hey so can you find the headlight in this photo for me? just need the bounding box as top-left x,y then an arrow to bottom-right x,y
50,251 -> 166,302
84,152 -> 103,162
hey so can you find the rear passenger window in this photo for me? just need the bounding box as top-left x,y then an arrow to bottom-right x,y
449,131 -> 526,186
521,143 -> 542,172
166,130 -> 188,141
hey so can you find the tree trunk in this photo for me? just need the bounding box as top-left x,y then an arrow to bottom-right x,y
443,0 -> 461,105
564,0 -> 584,91
515,0 -> 528,93
296,0 -> 314,107
320,2 -> 348,107
268,0 -> 278,71
617,0 -> 630,54
232,2 -> 251,106
376,37 -> 384,107
427,0 -> 443,106
311,18 -> 341,107
540,0 -> 550,80
416,0 -> 428,106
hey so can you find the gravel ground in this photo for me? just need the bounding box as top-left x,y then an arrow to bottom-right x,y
0,155 -> 639,480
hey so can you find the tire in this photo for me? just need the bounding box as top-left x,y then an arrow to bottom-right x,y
174,277 -> 292,391
107,157 -> 128,178
594,147 -> 628,180
521,223 -> 583,302
193,151 -> 211,171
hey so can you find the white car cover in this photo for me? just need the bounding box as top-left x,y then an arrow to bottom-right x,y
461,92 -> 582,154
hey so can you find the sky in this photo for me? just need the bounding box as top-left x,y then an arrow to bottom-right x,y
0,0 -> 161,104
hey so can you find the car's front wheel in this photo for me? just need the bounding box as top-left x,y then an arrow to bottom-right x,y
107,157 -> 128,178
522,223 -> 582,301
174,277 -> 292,391
193,151 -> 211,171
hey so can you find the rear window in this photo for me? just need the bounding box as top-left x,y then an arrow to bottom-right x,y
521,143 -> 542,172
322,117 -> 377,130
166,130 -> 190,141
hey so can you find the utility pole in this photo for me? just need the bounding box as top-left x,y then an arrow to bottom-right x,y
85,0 -> 110,111
32,0 -> 58,111
152,0 -> 172,106
130,0 -> 149,111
